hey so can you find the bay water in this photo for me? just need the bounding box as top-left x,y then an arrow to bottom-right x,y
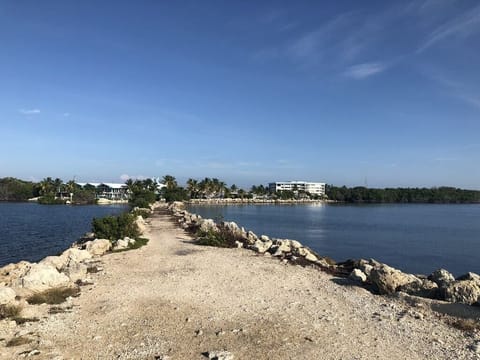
0,202 -> 128,267
188,203 -> 480,276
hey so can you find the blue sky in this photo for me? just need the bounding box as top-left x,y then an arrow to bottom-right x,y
1,1 -> 479,189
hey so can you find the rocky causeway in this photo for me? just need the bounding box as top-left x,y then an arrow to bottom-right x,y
0,202 -> 479,359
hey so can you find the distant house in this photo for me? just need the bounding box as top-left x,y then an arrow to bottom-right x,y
77,182 -> 128,200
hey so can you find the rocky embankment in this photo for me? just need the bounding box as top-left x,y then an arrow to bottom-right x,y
0,210 -> 150,321
187,198 -> 330,204
171,201 -> 480,307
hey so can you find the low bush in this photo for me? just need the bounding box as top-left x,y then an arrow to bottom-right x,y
112,237 -> 149,253
26,286 -> 80,305
196,225 -> 242,248
92,212 -> 140,242
38,195 -> 65,205
132,208 -> 151,219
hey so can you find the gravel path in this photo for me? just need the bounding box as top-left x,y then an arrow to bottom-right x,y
1,205 -> 479,359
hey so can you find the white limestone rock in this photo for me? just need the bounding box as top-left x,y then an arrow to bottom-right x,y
85,239 -> 112,256
17,263 -> 71,292
370,264 -> 422,295
0,287 -> 16,305
349,269 -> 367,283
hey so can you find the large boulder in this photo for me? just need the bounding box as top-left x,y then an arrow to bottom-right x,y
294,247 -> 318,262
442,280 -> 480,305
135,216 -> 147,234
251,240 -> 273,254
199,219 -> 217,233
85,239 -> 112,256
428,269 -> 455,288
62,260 -> 88,282
62,248 -> 92,263
0,261 -> 32,286
40,256 -> 68,271
16,263 -> 71,292
370,264 -> 422,295
397,278 -> 439,298
0,287 -> 16,305
349,269 -> 367,283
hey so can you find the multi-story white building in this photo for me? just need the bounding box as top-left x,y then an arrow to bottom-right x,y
269,181 -> 326,196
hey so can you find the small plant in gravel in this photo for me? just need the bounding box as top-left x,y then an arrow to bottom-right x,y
5,336 -> 33,347
0,303 -> 22,320
26,286 -> 80,305
450,318 -> 480,333
13,317 -> 39,325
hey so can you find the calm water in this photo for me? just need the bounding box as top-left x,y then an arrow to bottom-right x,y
188,203 -> 480,276
0,202 -> 128,267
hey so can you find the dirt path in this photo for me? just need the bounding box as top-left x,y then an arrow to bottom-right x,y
1,206 -> 479,359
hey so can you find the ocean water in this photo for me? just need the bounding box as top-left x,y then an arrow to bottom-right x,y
0,202 -> 128,267
187,203 -> 480,276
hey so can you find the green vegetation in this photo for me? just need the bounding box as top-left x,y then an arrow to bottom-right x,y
126,178 -> 157,208
112,237 -> 149,252
161,175 -> 189,202
92,212 -> 140,241
0,177 -> 37,201
326,185 -> 480,203
26,286 -> 80,305
196,225 -> 243,248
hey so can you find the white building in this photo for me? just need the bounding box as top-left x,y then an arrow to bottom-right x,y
269,181 -> 326,196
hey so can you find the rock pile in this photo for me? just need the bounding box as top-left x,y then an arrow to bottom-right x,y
169,202 -> 480,307
0,205 -> 156,316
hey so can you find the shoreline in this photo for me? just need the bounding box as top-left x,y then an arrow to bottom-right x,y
172,201 -> 480,308
0,202 -> 479,358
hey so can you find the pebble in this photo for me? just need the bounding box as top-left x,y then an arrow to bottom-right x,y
206,350 -> 234,360
195,329 -> 203,336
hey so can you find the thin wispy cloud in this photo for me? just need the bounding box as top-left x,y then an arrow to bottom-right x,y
63,112 -> 70,117
428,72 -> 480,110
19,109 -> 40,115
344,62 -> 387,79
417,4 -> 480,52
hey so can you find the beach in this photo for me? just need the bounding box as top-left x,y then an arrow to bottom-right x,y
0,204 -> 479,359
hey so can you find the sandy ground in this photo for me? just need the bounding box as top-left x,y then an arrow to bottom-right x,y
1,205 -> 479,359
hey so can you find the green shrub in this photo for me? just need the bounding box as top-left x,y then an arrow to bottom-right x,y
92,212 -> 140,241
132,208 -> 151,219
129,189 -> 156,208
196,225 -> 241,248
38,195 -> 65,205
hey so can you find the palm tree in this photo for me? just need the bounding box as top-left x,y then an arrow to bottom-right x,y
39,177 -> 55,196
186,178 -> 199,199
162,175 -> 177,190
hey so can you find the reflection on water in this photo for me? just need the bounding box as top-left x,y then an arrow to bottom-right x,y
188,203 -> 480,276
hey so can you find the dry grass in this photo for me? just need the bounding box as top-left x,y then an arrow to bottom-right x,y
5,336 -> 33,347
26,286 -> 80,305
13,317 -> 39,325
450,318 -> 480,333
0,303 -> 22,320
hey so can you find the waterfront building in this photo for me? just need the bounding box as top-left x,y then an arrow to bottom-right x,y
269,181 -> 326,196
77,182 -> 128,200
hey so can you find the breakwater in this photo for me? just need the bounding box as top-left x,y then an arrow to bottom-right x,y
170,201 -> 480,307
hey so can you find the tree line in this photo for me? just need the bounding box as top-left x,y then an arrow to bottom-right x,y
2,176 -> 480,204
325,185 -> 480,203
